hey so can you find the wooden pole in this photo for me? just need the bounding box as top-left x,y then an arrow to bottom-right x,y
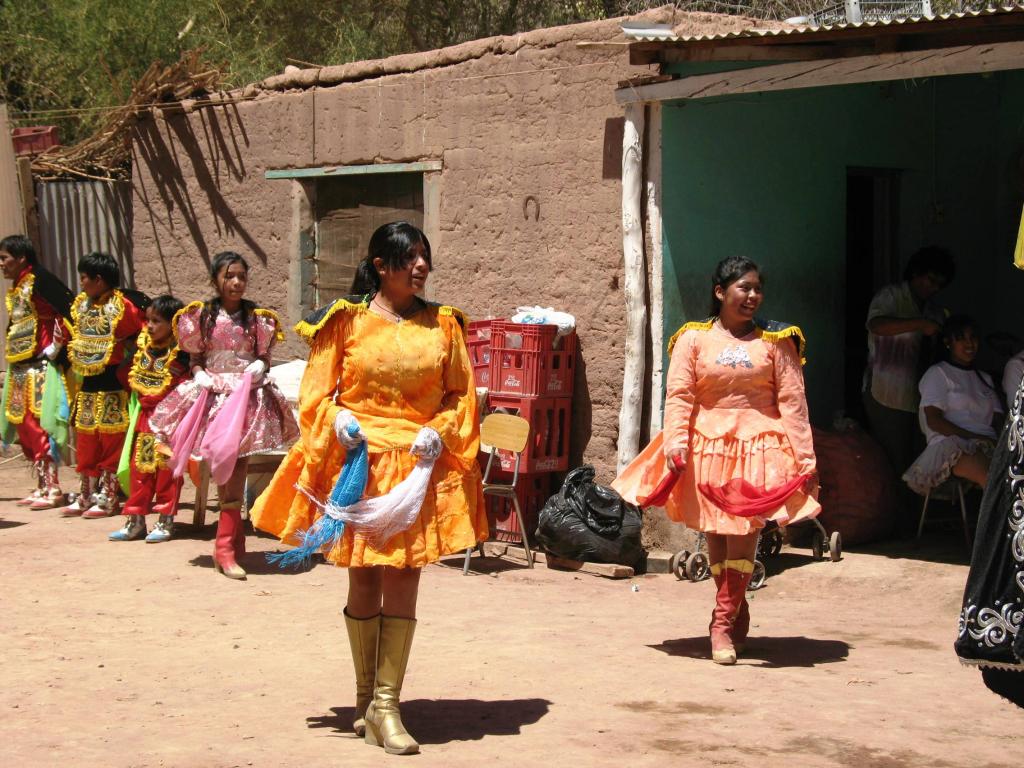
617,102 -> 647,473
645,102 -> 664,435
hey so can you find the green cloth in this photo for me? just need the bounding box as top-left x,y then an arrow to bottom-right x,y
117,391 -> 142,494
39,362 -> 69,449
0,370 -> 14,446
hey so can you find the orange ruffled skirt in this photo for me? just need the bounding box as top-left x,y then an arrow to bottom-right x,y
251,436 -> 487,569
613,426 -> 820,536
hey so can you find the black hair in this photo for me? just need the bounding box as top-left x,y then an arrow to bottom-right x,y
149,294 -> 184,323
351,221 -> 432,295
77,251 -> 120,288
0,234 -> 37,264
201,251 -> 256,351
903,245 -> 955,284
709,256 -> 761,316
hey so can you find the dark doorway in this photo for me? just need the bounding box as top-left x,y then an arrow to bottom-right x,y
844,168 -> 901,422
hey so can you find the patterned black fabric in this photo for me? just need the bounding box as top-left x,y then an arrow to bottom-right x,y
954,378 -> 1024,671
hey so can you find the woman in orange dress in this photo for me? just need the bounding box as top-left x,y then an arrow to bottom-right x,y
251,221 -> 486,755
614,256 -> 820,665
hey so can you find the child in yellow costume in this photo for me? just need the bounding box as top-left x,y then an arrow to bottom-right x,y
252,221 -> 486,755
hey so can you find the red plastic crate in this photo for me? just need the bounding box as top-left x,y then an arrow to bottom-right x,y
12,126 -> 59,156
486,393 -> 571,474
486,472 -> 553,544
466,319 -> 494,388
489,322 -> 576,397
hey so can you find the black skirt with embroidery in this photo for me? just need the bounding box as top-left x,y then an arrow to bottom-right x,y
954,379 -> 1024,691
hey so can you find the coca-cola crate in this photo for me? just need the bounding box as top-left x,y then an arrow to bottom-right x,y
487,472 -> 553,544
12,126 -> 59,156
486,393 -> 571,474
467,319 -> 494,388
489,322 -> 576,397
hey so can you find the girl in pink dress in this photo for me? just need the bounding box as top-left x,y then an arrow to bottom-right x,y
615,257 -> 820,665
150,251 -> 299,580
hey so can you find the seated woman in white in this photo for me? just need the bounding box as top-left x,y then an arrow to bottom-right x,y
903,315 -> 1004,494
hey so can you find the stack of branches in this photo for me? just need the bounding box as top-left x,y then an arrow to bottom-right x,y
31,49 -> 220,181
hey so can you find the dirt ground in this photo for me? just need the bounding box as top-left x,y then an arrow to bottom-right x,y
1,458 -> 1020,768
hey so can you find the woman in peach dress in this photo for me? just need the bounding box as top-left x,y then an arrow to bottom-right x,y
251,222 -> 486,755
614,256 -> 820,665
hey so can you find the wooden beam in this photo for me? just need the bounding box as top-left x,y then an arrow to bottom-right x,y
265,161 -> 442,179
656,43 -> 868,63
616,39 -> 1024,104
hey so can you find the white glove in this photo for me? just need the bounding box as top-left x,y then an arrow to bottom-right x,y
244,359 -> 267,384
42,342 -> 60,361
334,409 -> 365,449
410,427 -> 443,461
192,367 -> 214,390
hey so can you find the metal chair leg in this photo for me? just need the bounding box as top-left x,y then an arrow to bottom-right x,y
957,480 -> 972,552
916,489 -> 931,539
511,495 -> 534,568
462,546 -> 473,575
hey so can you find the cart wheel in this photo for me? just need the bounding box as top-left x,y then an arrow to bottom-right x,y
685,552 -> 710,582
811,530 -> 825,561
670,550 -> 690,581
749,560 -> 766,590
828,531 -> 843,562
769,529 -> 784,557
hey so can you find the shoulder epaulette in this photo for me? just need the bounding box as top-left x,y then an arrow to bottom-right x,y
432,303 -> 468,329
294,296 -> 368,344
755,318 -> 807,365
170,301 -> 204,345
253,308 -> 285,342
666,318 -> 714,355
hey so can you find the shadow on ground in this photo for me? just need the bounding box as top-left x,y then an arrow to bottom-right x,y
435,554 -> 534,575
188,552 -> 317,576
0,518 -> 26,529
307,697 -> 552,743
649,635 -> 849,668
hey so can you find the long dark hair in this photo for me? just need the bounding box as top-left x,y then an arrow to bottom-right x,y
709,256 -> 761,316
350,221 -> 432,296
200,251 -> 256,351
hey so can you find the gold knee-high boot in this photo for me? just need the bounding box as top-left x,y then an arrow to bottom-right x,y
364,615 -> 419,755
344,609 -> 380,737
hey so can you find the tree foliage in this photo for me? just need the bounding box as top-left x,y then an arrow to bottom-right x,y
0,0 -> 620,144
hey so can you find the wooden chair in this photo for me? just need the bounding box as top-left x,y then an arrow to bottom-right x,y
463,413 -> 534,573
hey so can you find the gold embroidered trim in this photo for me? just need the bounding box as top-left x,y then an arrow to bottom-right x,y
666,319 -> 714,355
133,432 -> 165,473
723,558 -> 755,574
170,300 -> 204,346
74,390 -> 130,434
756,325 -> 807,366
5,272 -> 38,364
437,305 -> 468,328
294,298 -> 367,344
128,331 -> 177,397
666,318 -> 807,365
68,290 -> 127,376
253,308 -> 285,343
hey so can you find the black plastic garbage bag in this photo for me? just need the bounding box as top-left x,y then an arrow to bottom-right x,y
535,465 -> 644,569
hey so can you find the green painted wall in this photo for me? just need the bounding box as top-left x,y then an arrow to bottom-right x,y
661,71 -> 1024,423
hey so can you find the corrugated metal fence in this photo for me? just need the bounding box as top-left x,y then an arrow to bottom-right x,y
35,180 -> 133,291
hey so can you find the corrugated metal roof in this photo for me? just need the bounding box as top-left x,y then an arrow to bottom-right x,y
36,180 -> 133,292
623,4 -> 1024,43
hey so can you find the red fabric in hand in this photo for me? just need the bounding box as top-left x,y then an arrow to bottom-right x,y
698,474 -> 810,517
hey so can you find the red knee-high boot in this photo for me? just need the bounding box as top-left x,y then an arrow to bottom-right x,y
214,502 -> 246,580
708,561 -> 736,665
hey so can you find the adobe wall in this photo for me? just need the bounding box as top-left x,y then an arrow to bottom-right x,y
130,17 -> 665,482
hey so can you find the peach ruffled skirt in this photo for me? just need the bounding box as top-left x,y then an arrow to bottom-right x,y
614,427 -> 820,536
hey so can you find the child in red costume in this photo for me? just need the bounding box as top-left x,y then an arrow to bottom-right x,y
60,252 -> 145,518
0,235 -> 74,509
109,295 -> 188,542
